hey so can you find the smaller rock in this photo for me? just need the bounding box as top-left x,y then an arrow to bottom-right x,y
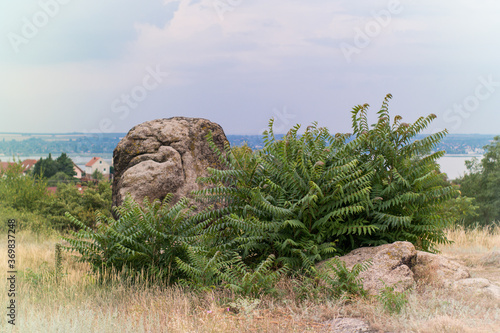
318,241 -> 417,295
453,278 -> 500,300
324,317 -> 376,333
413,251 -> 470,287
480,251 -> 500,267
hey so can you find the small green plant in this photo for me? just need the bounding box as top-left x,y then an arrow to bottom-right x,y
316,257 -> 371,299
377,282 -> 410,314
291,275 -> 325,302
19,265 -> 49,287
55,243 -> 63,285
219,254 -> 289,298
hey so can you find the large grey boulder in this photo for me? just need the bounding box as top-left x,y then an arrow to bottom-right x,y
112,117 -> 228,209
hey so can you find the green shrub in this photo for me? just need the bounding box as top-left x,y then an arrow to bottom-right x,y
176,250 -> 289,297
63,194 -> 202,284
196,94 -> 458,274
0,205 -> 53,234
196,121 -> 375,270
47,171 -> 78,187
349,94 -> 459,252
41,182 -> 112,230
0,161 -> 111,232
0,161 -> 48,212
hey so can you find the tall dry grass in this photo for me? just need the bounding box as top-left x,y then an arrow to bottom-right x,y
439,223 -> 500,255
1,225 -> 499,332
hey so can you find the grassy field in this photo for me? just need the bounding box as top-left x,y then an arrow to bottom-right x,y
1,225 -> 499,333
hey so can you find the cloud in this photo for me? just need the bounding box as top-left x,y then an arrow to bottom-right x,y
1,0 -> 500,133
0,0 -> 174,64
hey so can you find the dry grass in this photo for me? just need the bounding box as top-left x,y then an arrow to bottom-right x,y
439,223 -> 500,255
1,225 -> 499,332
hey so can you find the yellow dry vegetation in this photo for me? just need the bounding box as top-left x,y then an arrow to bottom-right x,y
0,225 -> 498,332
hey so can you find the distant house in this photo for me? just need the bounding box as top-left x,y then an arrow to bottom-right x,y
0,159 -> 37,175
21,159 -> 37,174
85,157 -> 110,177
76,183 -> 88,193
0,162 -> 15,173
47,184 -> 88,196
73,162 -> 84,179
46,187 -> 58,195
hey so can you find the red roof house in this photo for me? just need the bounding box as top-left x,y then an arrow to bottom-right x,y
46,187 -> 58,195
85,157 -> 110,177
0,162 -> 16,172
0,159 -> 38,175
21,159 -> 38,173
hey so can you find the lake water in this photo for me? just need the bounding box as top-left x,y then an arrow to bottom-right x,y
437,155 -> 482,180
1,153 -> 480,180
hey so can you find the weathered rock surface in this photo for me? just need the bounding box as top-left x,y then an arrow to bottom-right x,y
112,117 -> 228,209
413,250 -> 470,287
318,241 -> 417,295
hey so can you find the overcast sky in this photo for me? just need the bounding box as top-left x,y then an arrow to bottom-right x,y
1,0 -> 499,135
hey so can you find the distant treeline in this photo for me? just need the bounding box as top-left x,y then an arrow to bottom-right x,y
0,133 -> 496,155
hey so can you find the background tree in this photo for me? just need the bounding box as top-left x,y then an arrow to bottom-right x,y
458,136 -> 500,226
92,169 -> 104,181
56,153 -> 76,177
47,171 -> 77,187
33,153 -> 76,178
33,154 -> 57,178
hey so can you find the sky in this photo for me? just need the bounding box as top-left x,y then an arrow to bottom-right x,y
0,0 -> 499,135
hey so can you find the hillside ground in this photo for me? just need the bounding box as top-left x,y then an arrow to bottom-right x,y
1,225 -> 499,333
